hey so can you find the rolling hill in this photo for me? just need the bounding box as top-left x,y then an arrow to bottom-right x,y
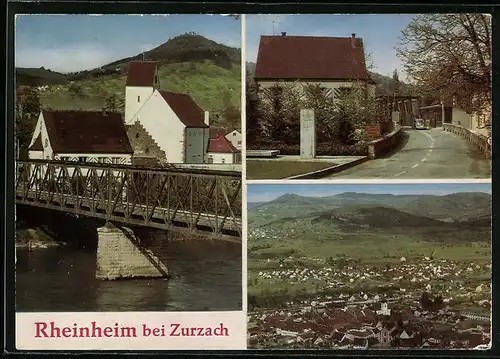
249,192 -> 492,234
401,192 -> 492,222
311,204 -> 446,229
16,34 -> 241,126
16,68 -> 69,86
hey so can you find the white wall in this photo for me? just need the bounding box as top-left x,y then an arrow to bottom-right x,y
125,86 -> 155,125
225,130 -> 242,151
185,128 -> 206,164
28,150 -> 43,160
452,108 -> 473,129
28,113 -> 54,160
133,90 -> 185,163
207,152 -> 239,164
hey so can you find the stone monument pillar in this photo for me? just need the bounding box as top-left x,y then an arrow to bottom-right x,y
300,109 -> 315,159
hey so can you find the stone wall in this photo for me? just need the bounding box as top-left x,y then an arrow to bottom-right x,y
126,121 -> 167,163
443,123 -> 491,159
96,223 -> 168,280
367,127 -> 403,159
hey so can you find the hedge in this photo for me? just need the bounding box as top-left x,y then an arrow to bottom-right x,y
247,141 -> 368,156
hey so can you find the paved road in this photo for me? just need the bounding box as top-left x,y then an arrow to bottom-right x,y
330,128 -> 491,179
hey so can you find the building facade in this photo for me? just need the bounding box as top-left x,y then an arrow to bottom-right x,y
254,33 -> 376,99
124,62 -> 210,164
28,110 -> 133,164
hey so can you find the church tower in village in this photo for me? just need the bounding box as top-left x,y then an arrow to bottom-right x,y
124,61 -> 159,125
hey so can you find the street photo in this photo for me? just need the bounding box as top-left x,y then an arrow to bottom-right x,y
246,14 -> 492,180
15,14 -> 243,313
247,182 -> 492,349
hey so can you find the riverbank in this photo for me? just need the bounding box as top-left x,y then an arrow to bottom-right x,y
15,228 -> 65,249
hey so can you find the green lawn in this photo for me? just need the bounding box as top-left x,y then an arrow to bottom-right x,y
246,160 -> 337,179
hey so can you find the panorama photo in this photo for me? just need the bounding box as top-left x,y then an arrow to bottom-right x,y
245,14 -> 492,180
15,14 -> 242,312
247,183 -> 492,349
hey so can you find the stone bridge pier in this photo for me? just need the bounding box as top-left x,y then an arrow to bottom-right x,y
96,222 -> 169,280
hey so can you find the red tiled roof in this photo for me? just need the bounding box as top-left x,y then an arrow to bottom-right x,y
208,136 -> 239,153
29,134 -> 43,151
255,35 -> 373,82
42,110 -> 133,154
159,91 -> 208,128
210,128 -> 236,139
126,61 -> 157,87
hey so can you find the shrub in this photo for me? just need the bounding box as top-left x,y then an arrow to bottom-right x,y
247,141 -> 368,156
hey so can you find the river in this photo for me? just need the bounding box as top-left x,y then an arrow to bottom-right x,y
16,240 -> 242,312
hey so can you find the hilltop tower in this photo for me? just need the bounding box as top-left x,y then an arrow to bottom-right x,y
124,61 -> 159,124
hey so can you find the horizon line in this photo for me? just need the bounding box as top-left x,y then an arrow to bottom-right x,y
248,190 -> 492,203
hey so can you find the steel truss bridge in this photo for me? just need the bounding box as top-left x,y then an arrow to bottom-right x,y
15,160 -> 242,241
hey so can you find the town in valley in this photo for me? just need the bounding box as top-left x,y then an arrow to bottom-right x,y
247,183 -> 491,349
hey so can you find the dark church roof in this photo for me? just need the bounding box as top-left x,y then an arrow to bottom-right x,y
40,110 -> 133,154
159,91 -> 208,128
255,34 -> 374,82
126,61 -> 158,87
28,134 -> 43,151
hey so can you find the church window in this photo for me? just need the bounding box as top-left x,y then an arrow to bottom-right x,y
138,95 -> 140,102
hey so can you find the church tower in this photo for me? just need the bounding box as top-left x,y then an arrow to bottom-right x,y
124,61 -> 159,124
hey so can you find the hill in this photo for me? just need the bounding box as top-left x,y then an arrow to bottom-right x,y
16,34 -> 241,127
249,191 -> 492,233
402,192 -> 492,222
311,205 -> 447,229
102,34 -> 240,71
16,68 -> 69,86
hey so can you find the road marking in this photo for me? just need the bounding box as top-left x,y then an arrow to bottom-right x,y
412,164 -> 420,168
394,171 -> 407,177
421,158 -> 427,162
422,131 -> 436,150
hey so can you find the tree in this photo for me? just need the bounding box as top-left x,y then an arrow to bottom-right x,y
392,69 -> 400,96
246,76 -> 261,145
420,291 -> 433,310
16,86 -> 41,159
302,83 -> 337,143
68,82 -> 83,97
258,82 -> 302,145
397,14 -> 491,113
220,89 -> 240,130
104,92 -> 124,112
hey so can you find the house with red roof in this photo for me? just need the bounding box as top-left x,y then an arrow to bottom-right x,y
254,33 -> 376,98
28,109 -> 133,164
209,128 -> 242,151
124,61 -> 210,164
207,135 -> 241,164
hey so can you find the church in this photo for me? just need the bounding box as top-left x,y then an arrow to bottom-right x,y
28,61 -> 240,165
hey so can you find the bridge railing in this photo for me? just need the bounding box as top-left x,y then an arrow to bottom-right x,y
15,160 -> 242,238
443,123 -> 491,159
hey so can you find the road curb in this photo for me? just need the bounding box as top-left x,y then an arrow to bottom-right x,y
286,157 -> 369,179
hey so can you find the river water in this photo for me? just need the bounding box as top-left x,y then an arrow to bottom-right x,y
16,240 -> 242,312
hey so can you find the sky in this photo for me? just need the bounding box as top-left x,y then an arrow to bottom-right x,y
245,14 -> 417,81
15,14 -> 241,73
247,183 -> 492,203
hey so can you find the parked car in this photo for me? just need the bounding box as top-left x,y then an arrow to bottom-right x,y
415,118 -> 429,130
